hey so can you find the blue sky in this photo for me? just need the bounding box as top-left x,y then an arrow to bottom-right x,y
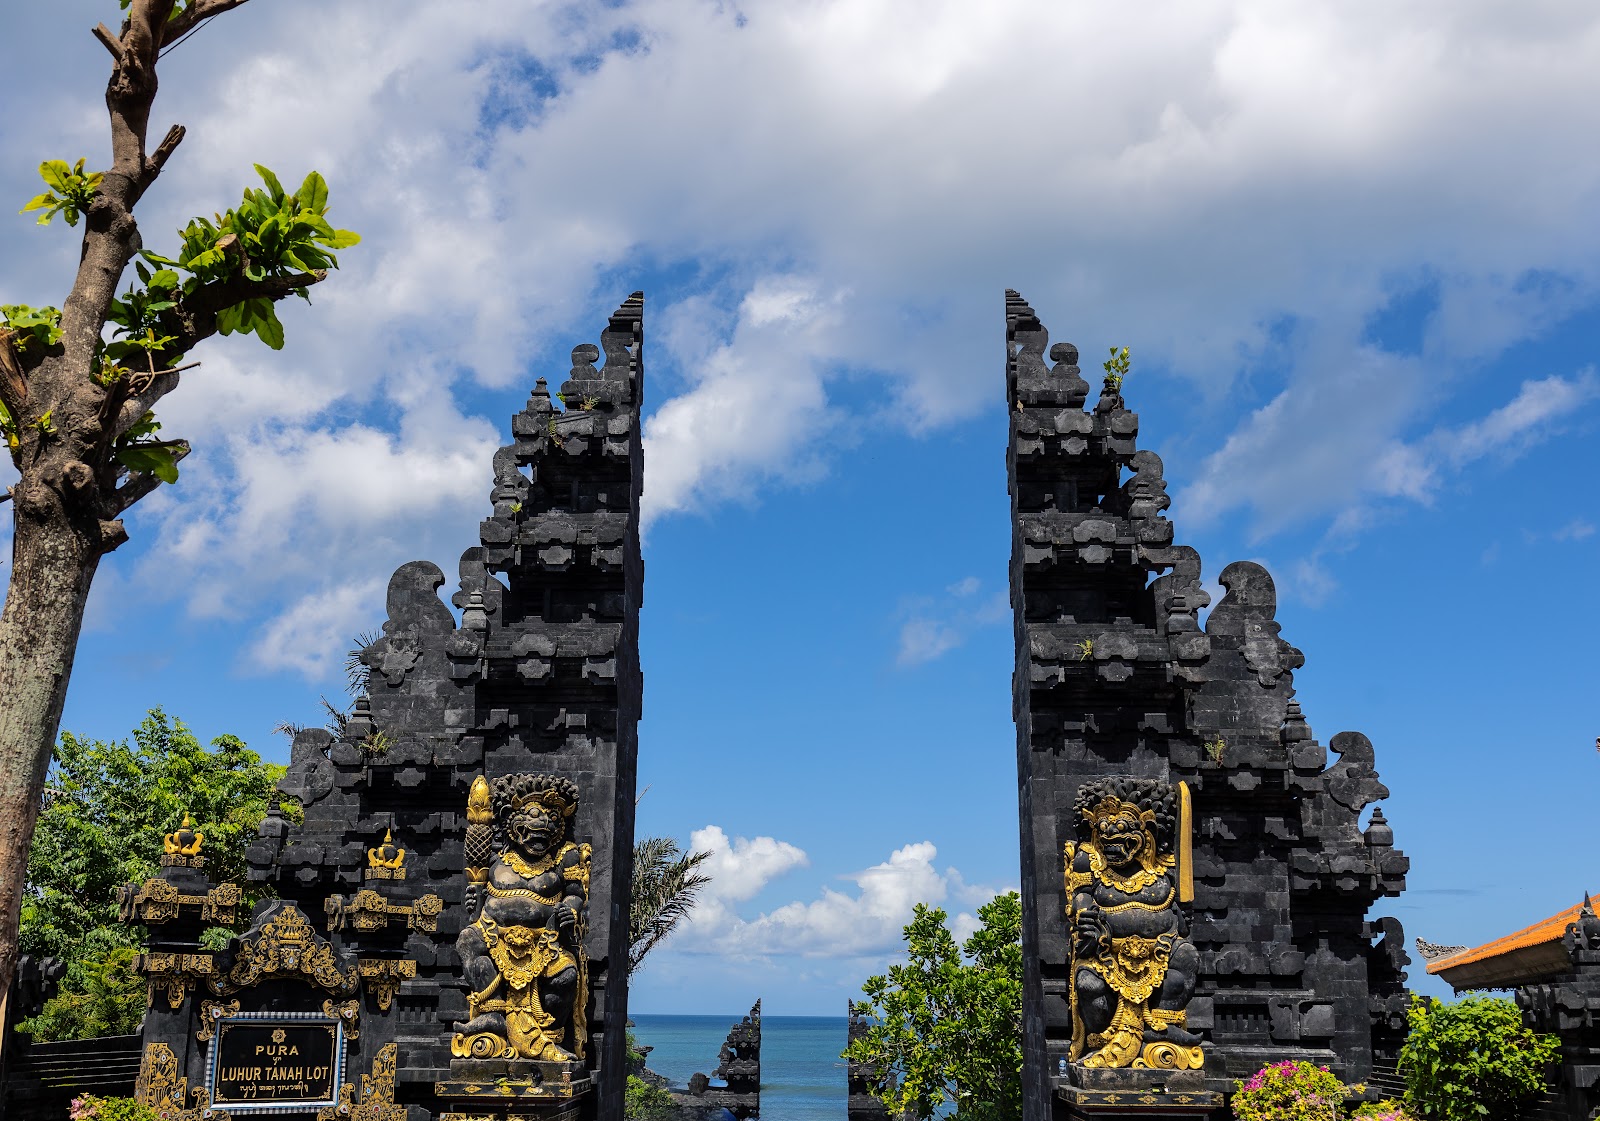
4,0 -> 1599,1016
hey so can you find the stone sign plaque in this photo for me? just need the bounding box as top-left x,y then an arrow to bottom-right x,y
205,1014 -> 346,1113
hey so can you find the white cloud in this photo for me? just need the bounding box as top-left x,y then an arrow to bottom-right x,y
249,578 -> 386,679
641,276 -> 846,526
679,838 -> 1006,959
896,579 -> 1009,666
9,0 -> 1600,664
689,825 -> 809,903
1554,519 -> 1596,542
1431,369 -> 1600,468
1182,364 -> 1599,543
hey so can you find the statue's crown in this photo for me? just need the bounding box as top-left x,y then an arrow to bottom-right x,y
1084,795 -> 1154,832
512,786 -> 577,819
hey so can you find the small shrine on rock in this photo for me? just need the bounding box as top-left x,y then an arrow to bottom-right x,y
1005,291 -> 1411,1120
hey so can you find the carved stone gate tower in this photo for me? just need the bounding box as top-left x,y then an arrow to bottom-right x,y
1005,292 -> 1410,1120
227,293 -> 646,1120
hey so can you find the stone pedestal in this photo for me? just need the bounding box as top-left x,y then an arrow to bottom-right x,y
436,1058 -> 592,1120
1055,1066 -> 1221,1119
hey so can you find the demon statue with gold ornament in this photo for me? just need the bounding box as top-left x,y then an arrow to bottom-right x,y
453,773 -> 591,1063
1064,776 -> 1204,1071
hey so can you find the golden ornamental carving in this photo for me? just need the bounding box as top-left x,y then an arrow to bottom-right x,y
1064,777 -> 1203,1071
366,829 -> 407,880
196,998 -> 241,1042
161,813 -> 206,868
135,1041 -> 230,1121
358,957 -> 417,1012
119,878 -> 239,926
317,1042 -> 404,1121
326,887 -> 445,934
453,773 -> 590,1063
136,953 -> 214,1010
323,998 -> 362,1041
208,902 -> 359,997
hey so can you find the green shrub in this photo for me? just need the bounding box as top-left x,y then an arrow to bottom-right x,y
624,1075 -> 678,1120
1352,1101 -> 1416,1121
1231,1059 -> 1347,1121
1399,995 -> 1558,1121
18,947 -> 145,1042
70,1096 -> 158,1121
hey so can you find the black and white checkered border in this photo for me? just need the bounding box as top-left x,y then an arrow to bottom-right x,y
202,1011 -> 347,1115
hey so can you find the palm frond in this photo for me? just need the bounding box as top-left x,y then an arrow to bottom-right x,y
629,837 -> 713,974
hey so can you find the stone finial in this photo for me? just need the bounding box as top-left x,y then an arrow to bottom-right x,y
162,812 -> 204,858
1364,807 -> 1394,848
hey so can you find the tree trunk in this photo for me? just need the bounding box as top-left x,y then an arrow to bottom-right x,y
0,494 -> 100,1011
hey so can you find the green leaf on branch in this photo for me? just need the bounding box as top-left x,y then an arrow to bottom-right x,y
1,304 -> 63,352
113,412 -> 182,484
20,158 -> 102,228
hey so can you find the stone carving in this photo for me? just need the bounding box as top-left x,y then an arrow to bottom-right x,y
317,1042 -> 404,1121
240,295 -> 645,1117
208,901 -> 359,997
685,1000 -> 761,1118
365,829 -> 407,880
161,812 -> 206,868
135,952 -> 214,1009
135,1042 -> 228,1121
357,958 -> 416,1013
1064,778 -> 1202,1071
453,773 -> 591,1062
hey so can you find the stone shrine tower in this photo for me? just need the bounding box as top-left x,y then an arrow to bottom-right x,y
241,294 -> 647,1120
1005,292 -> 1409,1120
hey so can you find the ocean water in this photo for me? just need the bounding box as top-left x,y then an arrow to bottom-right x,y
630,1013 -> 849,1120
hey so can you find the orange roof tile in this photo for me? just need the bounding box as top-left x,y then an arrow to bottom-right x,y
1427,893 -> 1598,991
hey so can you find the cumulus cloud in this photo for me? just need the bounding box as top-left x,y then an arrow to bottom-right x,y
690,825 -> 809,903
896,577 -> 1009,666
10,0 -> 1600,666
678,836 -> 1005,959
1182,363 -> 1600,543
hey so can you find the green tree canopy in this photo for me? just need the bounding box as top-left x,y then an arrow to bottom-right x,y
1400,995 -> 1559,1121
844,892 -> 1023,1121
18,709 -> 287,1039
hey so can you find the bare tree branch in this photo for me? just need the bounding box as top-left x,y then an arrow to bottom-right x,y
112,369 -> 181,439
92,23 -> 124,62
145,124 -> 186,183
162,0 -> 253,47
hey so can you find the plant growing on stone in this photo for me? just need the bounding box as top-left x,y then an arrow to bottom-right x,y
1231,1059 -> 1348,1121
1102,346 -> 1130,389
0,0 -> 359,1004
1075,638 -> 1094,661
1399,995 -> 1558,1121
1204,736 -> 1227,764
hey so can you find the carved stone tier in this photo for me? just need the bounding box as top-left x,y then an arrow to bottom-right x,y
1005,291 -> 1408,1119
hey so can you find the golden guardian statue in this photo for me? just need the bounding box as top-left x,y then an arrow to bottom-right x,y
1064,776 -> 1203,1071
452,773 -> 591,1063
